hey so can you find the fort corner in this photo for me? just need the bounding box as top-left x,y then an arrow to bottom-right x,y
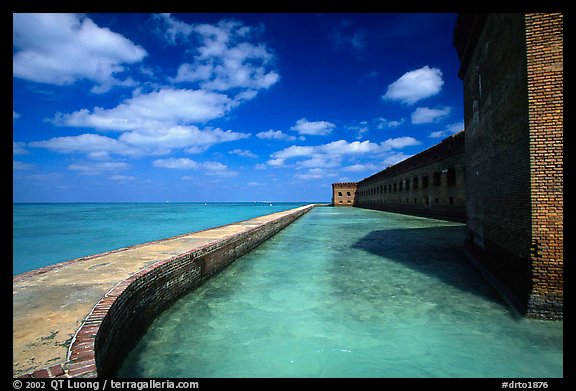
331,182 -> 357,206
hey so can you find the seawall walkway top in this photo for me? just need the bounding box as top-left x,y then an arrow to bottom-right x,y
13,204 -> 316,378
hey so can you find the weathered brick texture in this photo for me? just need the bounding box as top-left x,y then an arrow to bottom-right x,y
525,13 -> 563,318
454,13 -> 563,319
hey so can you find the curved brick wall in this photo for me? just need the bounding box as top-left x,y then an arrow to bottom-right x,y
62,205 -> 314,377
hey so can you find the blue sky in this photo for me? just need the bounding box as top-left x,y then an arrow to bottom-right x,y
13,13 -> 464,203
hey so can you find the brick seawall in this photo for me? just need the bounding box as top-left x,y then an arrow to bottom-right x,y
13,204 -> 315,378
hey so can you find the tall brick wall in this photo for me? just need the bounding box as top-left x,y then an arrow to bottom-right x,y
353,131 -> 466,222
525,13 -> 563,318
455,13 -> 563,319
459,13 -> 533,312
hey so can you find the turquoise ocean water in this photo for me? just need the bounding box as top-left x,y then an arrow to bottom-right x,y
118,207 -> 563,378
12,202 -> 308,275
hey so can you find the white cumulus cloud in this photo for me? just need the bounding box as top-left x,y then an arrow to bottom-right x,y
158,15 -> 279,94
43,88 -> 249,157
256,129 -> 302,141
429,121 -> 465,138
68,161 -> 131,175
109,175 -> 136,182
411,106 -> 451,124
268,137 -> 420,173
119,126 -> 248,155
271,145 -> 317,160
271,138 -> 419,162
375,117 -> 404,129
55,88 -> 235,130
382,66 -> 444,105
29,133 -> 140,159
291,118 -> 336,136
295,168 -> 338,180
13,141 -> 29,155
153,157 -> 236,177
31,125 -> 248,158
13,13 -> 147,93
153,158 -> 199,169
229,149 -> 257,158
20,15 -> 279,174
342,163 -> 378,172
153,13 -> 194,45
13,160 -> 34,170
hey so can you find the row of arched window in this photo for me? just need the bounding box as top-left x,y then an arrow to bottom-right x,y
357,167 -> 457,198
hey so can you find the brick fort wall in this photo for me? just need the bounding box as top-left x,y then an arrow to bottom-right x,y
525,13 -> 563,318
332,182 -> 357,206
454,13 -> 563,319
353,131 -> 466,222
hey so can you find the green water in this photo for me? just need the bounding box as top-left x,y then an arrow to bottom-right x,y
118,207 -> 563,378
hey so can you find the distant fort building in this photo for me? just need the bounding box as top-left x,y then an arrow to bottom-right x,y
354,131 -> 465,222
331,131 -> 465,222
332,13 -> 563,320
331,182 -> 357,206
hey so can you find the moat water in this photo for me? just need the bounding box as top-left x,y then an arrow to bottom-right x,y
118,207 -> 563,378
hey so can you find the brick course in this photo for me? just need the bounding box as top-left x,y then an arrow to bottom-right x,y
454,13 -> 563,319
525,13 -> 563,318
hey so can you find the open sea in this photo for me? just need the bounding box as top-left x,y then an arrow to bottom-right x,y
12,202 -> 309,276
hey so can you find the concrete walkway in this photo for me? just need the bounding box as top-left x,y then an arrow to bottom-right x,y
13,205 -> 314,377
